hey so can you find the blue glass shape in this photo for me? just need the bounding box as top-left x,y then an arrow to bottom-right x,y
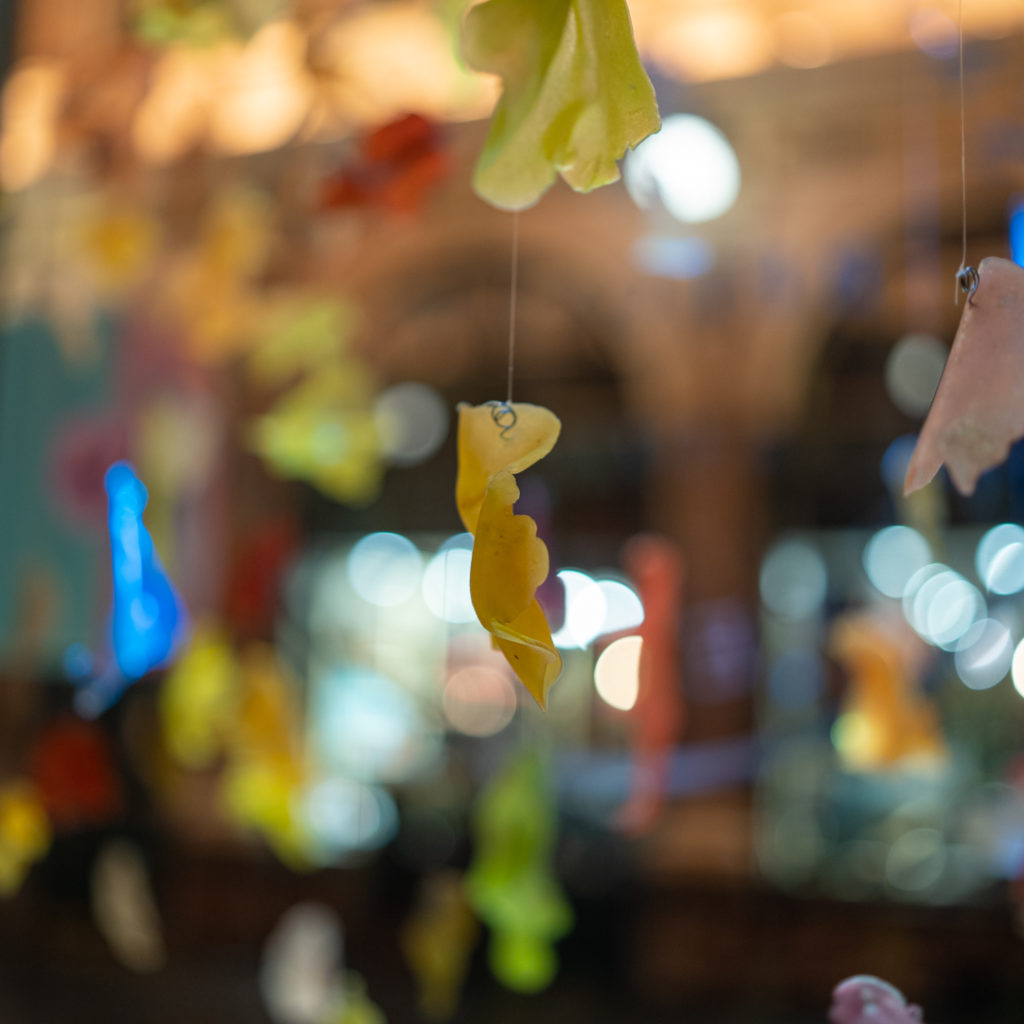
105,461 -> 185,679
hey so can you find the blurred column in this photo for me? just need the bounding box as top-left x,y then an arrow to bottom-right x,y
648,429 -> 764,742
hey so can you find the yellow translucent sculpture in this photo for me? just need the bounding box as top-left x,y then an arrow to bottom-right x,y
165,187 -> 274,364
0,782 -> 50,896
456,402 -> 561,708
248,365 -> 382,506
463,0 -> 661,210
219,645 -> 317,868
247,297 -> 355,387
830,612 -> 946,772
78,205 -> 158,291
401,871 -> 479,1020
160,625 -> 239,770
456,402 -> 560,533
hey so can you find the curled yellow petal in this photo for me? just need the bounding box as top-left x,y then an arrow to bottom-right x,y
470,470 -> 561,708
456,402 -> 560,534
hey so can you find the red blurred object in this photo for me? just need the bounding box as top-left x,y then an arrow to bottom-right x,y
320,113 -> 450,214
224,520 -> 298,639
48,414 -> 129,528
29,717 -> 123,829
618,534 -> 686,834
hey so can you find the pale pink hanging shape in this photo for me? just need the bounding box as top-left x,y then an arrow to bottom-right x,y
905,257 -> 1024,496
829,976 -> 924,1024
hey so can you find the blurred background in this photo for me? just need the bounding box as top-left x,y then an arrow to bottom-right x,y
4,1 -> 1024,1021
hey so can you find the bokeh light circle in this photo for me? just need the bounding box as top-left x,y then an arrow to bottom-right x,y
347,532 -> 422,607
976,524 -> 1024,595
552,570 -> 607,649
759,538 -> 827,621
955,618 -> 1013,690
624,114 -> 740,224
596,578 -> 645,635
1012,639 -> 1024,697
442,666 -> 517,737
884,334 -> 947,417
594,636 -> 643,711
374,382 -> 449,466
422,536 -> 475,624
903,564 -> 985,649
304,777 -> 398,857
863,525 -> 932,598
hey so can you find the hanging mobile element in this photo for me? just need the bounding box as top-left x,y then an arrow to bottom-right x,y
462,0 -> 660,210
400,871 -> 479,1020
904,257 -> 1024,495
829,976 -> 925,1024
105,461 -> 187,680
0,781 -> 50,896
828,611 -> 945,771
456,401 -> 562,708
464,752 -> 572,994
618,534 -> 685,834
902,1 -> 1024,496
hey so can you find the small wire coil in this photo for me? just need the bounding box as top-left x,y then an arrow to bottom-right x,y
956,264 -> 979,305
487,400 -> 517,439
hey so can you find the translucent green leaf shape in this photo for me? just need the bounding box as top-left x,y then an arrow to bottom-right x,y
463,0 -> 661,210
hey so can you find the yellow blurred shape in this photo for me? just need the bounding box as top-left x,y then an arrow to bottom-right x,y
198,186 -> 274,280
829,613 -> 946,772
0,60 -> 66,191
78,204 -> 158,290
323,972 -> 388,1024
401,871 -> 479,1020
0,782 -> 50,896
469,471 -> 560,709
247,297 -> 354,387
161,625 -> 239,770
166,187 -> 274,363
221,754 -> 314,870
220,644 -> 316,868
248,366 -> 383,505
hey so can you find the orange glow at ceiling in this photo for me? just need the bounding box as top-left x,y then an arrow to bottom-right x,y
628,0 -> 1024,81
3,0 -> 1024,188
0,60 -> 65,191
320,2 -> 497,126
644,6 -> 774,82
773,11 -> 832,69
210,21 -> 314,155
132,48 -> 217,165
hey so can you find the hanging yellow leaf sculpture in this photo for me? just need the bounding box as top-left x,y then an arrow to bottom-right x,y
462,0 -> 661,210
457,402 -> 561,707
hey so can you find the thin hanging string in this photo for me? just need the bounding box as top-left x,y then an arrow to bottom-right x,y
955,0 -> 978,302
506,210 -> 520,404
958,0 -> 967,274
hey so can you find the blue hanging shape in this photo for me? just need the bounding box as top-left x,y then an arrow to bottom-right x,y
105,461 -> 186,680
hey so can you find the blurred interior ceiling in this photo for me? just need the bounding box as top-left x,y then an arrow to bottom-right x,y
4,0 -> 1024,441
